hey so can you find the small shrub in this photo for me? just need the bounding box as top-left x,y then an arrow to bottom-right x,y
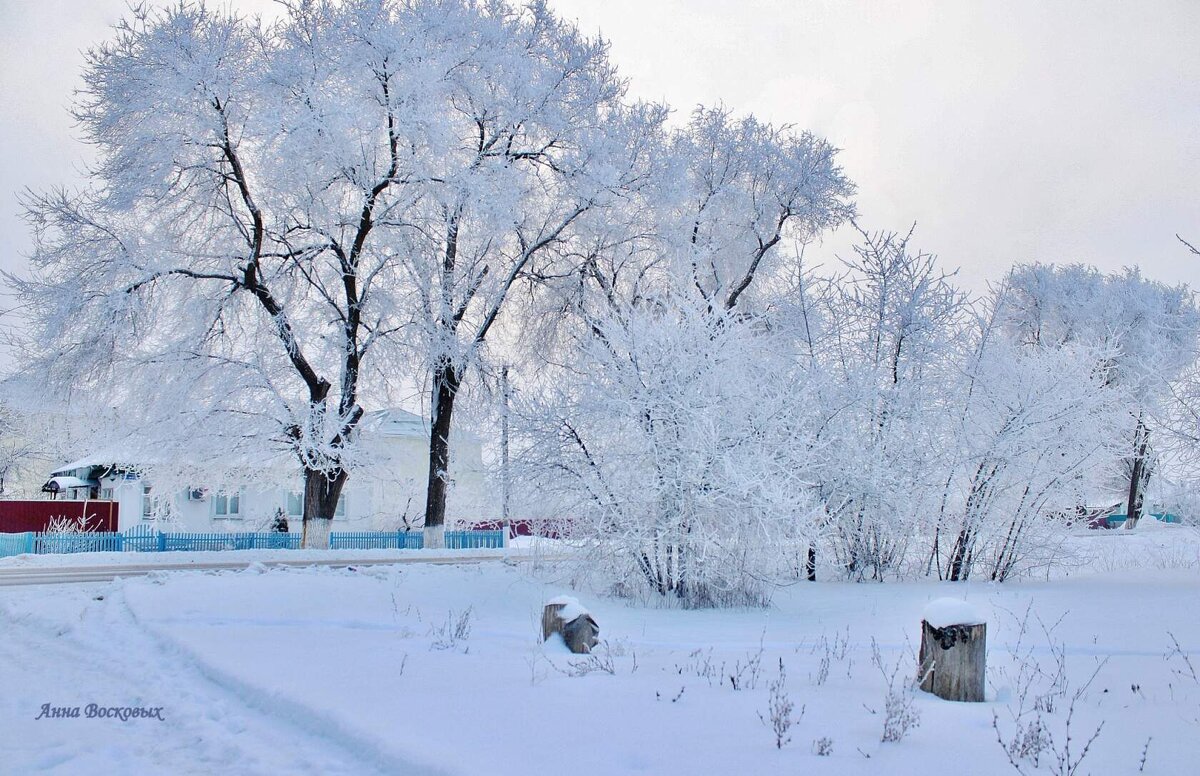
548,641 -> 635,678
759,658 -> 803,749
871,638 -> 921,743
881,688 -> 921,743
429,607 -> 473,651
730,636 -> 765,691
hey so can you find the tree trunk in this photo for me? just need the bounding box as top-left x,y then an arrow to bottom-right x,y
300,467 -> 347,549
946,526 -> 971,582
805,545 -> 817,581
423,361 -> 460,549
1124,415 -> 1151,530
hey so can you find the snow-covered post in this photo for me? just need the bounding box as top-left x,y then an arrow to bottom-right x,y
918,598 -> 986,702
541,596 -> 599,654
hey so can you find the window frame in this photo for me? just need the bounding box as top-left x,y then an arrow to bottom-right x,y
212,489 -> 244,520
285,490 -> 347,518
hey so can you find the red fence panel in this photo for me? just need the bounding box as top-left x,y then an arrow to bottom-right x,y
0,500 -> 119,533
465,518 -> 569,539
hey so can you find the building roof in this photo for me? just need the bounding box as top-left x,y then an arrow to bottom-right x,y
360,408 -> 429,438
43,475 -> 95,491
51,453 -> 129,477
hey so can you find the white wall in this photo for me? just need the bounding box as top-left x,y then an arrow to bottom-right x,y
97,432 -> 496,533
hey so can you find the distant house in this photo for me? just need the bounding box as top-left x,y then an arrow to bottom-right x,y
42,409 -> 494,533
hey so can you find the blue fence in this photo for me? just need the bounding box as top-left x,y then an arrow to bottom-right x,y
156,532 -> 304,552
1099,512 -> 1181,529
445,530 -> 506,549
0,528 -> 504,558
326,530 -> 505,550
329,531 -> 424,550
35,532 -> 125,554
0,532 -> 33,557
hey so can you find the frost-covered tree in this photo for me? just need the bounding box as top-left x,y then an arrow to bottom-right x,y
810,226 -> 969,581
516,295 -> 826,606
999,265 -> 1200,529
509,108 -> 854,605
9,0 -> 655,547
663,107 -> 855,312
379,5 -> 663,547
931,320 -> 1122,581
0,402 -> 39,497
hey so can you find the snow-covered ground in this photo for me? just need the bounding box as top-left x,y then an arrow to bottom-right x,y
1,527 -> 1197,775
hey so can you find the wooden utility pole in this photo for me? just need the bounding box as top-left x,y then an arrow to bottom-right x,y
501,365 -> 512,533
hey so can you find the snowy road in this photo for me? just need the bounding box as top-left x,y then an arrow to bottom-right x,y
0,549 -> 566,587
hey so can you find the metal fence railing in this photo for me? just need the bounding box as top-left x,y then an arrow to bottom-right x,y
0,528 -> 505,558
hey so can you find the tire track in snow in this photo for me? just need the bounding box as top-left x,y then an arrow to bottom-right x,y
117,583 -> 454,776
0,602 -> 340,774
0,583 -> 443,776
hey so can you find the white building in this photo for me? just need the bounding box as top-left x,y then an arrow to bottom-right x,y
44,409 -> 494,533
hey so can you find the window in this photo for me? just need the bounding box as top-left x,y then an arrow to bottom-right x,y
285,491 -> 346,518
213,491 -> 242,518
100,487 -> 113,500
142,485 -> 153,519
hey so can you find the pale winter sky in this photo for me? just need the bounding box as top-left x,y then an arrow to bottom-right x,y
1,0 -> 1197,318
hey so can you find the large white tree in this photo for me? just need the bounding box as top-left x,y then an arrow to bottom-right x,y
10,0 -> 655,547
380,4 -> 663,547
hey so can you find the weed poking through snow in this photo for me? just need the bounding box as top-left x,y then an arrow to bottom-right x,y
868,638 -> 921,744
429,607 -> 473,651
759,658 -> 803,749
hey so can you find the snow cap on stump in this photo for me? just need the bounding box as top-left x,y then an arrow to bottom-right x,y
543,595 -> 599,654
922,597 -> 986,629
547,595 -> 589,623
918,598 -> 987,703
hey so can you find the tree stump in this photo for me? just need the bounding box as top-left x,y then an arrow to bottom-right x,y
918,598 -> 986,702
542,597 -> 599,654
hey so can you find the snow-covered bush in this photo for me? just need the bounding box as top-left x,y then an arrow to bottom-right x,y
931,330 -> 1124,581
507,106 -> 853,606
44,515 -> 94,535
800,226 -> 969,581
516,294 -> 833,606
